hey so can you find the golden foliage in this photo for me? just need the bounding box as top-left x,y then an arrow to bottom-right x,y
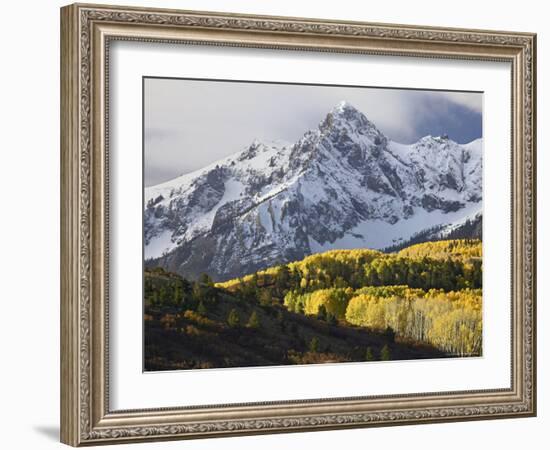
217,248 -> 381,290
397,239 -> 482,261
345,287 -> 482,356
284,288 -> 353,318
182,309 -> 216,327
215,239 -> 483,357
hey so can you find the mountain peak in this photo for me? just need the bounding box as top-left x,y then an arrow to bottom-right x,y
323,100 -> 362,123
250,137 -> 262,146
332,100 -> 357,113
319,101 -> 386,147
416,135 -> 461,150
329,101 -> 369,122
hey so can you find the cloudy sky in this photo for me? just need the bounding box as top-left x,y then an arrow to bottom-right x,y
144,77 -> 482,187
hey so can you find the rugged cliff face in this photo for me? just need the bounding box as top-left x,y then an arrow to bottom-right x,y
144,101 -> 482,281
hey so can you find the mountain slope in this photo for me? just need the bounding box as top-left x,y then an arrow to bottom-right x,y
144,266 -> 449,371
383,211 -> 482,252
145,101 -> 482,281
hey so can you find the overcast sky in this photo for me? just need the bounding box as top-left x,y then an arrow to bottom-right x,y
144,77 -> 482,187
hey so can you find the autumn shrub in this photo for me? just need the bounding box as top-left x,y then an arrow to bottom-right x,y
182,310 -> 216,327
185,325 -> 202,336
159,314 -> 177,329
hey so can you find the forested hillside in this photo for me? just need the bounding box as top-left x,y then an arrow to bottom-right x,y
145,239 -> 482,370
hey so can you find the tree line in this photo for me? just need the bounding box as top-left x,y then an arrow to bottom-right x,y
218,240 -> 482,296
145,268 -> 218,311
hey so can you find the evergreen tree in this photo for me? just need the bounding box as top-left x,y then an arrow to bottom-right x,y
197,300 -> 207,316
227,309 -> 240,328
192,281 -> 204,304
365,347 -> 375,361
259,289 -> 273,306
309,336 -> 320,353
144,278 -> 152,292
158,286 -> 167,306
151,291 -> 159,307
380,344 -> 391,361
316,304 -> 327,321
290,267 -> 302,288
384,326 -> 396,344
472,259 -> 483,288
174,282 -> 183,307
247,310 -> 260,328
198,273 -> 213,287
275,264 -> 291,295
326,312 -> 338,326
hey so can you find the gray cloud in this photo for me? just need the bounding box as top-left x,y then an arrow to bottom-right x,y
144,78 -> 482,186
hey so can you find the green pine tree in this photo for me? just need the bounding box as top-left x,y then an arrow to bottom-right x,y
151,291 -> 159,307
174,283 -> 183,307
198,273 -> 213,287
197,300 -> 207,316
158,286 -> 167,306
309,337 -> 320,353
326,313 -> 338,326
259,289 -> 273,306
227,309 -> 240,328
316,305 -> 327,321
380,344 -> 391,361
384,326 -> 396,344
247,310 -> 260,328
365,347 -> 375,361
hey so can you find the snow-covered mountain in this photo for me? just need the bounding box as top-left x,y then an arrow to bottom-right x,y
144,101 -> 482,281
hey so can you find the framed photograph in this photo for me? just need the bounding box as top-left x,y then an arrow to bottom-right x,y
60,3 -> 536,446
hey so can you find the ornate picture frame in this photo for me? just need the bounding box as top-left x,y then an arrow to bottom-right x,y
60,3 -> 536,446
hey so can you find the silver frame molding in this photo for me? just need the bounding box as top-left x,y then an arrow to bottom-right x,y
60,3 -> 536,446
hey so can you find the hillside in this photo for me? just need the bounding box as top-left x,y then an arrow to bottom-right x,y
145,275 -> 445,370
144,239 -> 482,371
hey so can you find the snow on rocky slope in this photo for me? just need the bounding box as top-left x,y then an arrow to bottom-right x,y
144,101 -> 483,281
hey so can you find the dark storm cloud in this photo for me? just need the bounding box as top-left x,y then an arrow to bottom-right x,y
144,78 -> 482,186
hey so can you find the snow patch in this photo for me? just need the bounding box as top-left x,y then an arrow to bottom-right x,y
311,203 -> 482,252
145,229 -> 177,260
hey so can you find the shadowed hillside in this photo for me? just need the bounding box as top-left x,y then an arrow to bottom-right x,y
145,239 -> 482,371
